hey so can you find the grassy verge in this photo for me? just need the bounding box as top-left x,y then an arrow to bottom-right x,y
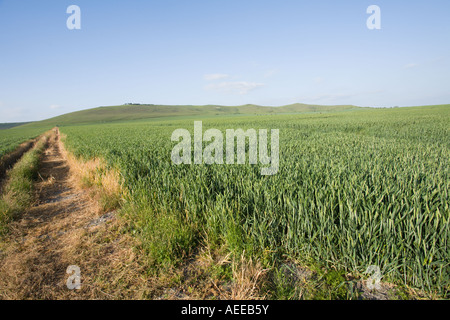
57,133 -> 156,299
0,135 -> 49,236
59,133 -> 124,213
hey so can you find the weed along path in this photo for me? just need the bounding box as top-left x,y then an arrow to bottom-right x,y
0,129 -> 147,299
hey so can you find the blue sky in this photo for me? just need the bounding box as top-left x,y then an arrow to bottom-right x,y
1,0 -> 449,122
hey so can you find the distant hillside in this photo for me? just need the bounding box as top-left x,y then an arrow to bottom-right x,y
30,103 -> 362,126
0,122 -> 33,130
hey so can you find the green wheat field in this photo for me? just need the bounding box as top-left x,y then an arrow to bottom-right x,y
1,104 -> 449,298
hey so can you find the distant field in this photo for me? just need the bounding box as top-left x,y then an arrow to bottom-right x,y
0,125 -> 51,159
0,122 -> 32,130
30,103 -> 363,127
59,105 -> 450,296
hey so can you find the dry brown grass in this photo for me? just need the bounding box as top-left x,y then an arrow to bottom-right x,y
228,253 -> 268,300
0,129 -> 152,300
164,243 -> 268,300
58,134 -> 126,214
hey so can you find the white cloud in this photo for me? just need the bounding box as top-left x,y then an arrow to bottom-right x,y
313,77 -> 324,84
49,104 -> 61,110
204,73 -> 230,81
404,63 -> 418,69
205,81 -> 265,95
263,68 -> 279,78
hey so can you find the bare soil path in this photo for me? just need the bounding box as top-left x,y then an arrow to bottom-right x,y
0,130 -> 146,299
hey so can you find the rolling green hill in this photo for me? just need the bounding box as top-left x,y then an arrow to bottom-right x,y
24,103 -> 363,127
0,122 -> 33,130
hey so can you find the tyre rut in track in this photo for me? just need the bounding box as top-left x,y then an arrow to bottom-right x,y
0,130 -> 143,299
